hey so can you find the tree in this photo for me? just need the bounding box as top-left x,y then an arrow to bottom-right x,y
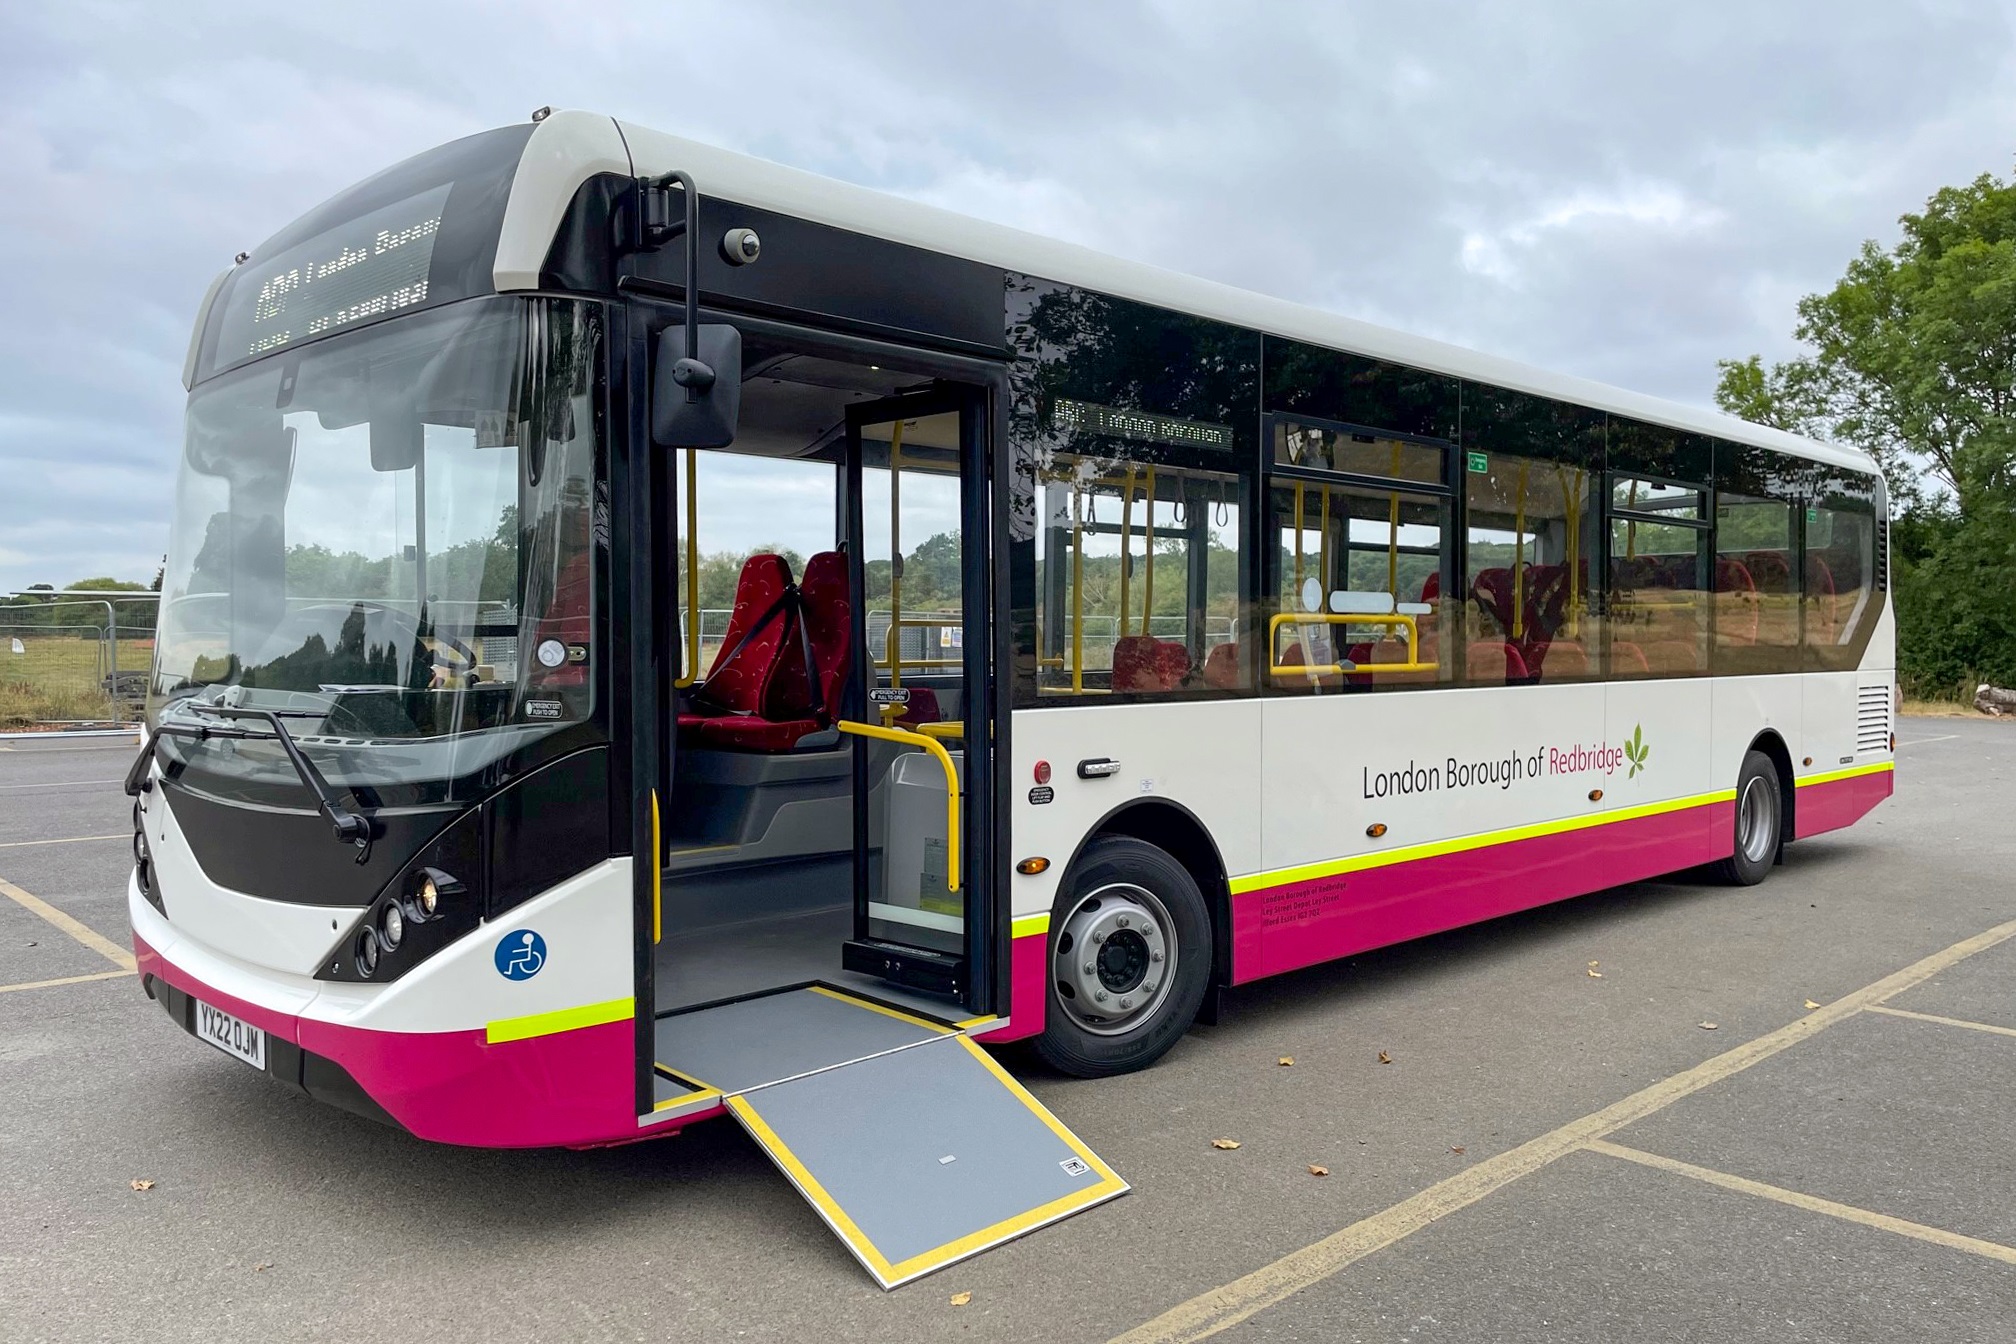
1717,167 -> 2016,693
1715,170 -> 2016,516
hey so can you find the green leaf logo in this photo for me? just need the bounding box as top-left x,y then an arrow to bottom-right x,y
1624,724 -> 1651,779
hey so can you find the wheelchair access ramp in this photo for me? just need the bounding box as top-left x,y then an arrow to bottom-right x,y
654,986 -> 1127,1288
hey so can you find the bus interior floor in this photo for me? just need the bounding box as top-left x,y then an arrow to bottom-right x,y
652,902 -> 963,1024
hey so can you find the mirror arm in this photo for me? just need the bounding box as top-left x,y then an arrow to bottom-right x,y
638,170 -> 715,404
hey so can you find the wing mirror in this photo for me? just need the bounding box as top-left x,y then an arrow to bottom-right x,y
651,323 -> 742,449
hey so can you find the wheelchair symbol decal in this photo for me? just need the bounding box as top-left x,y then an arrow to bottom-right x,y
495,929 -> 547,981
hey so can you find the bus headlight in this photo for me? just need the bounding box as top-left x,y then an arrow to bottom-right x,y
357,927 -> 381,976
380,902 -> 405,951
407,867 -> 463,920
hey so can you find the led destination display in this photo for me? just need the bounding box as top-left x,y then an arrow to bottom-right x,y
213,184 -> 451,364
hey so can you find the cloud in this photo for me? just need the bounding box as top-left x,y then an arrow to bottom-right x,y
4,0 -> 2016,592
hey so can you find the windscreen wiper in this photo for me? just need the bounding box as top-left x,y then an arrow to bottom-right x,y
128,704 -> 373,856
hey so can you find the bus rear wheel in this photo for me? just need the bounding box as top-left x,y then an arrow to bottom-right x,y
1711,749 -> 1782,886
1034,836 -> 1211,1079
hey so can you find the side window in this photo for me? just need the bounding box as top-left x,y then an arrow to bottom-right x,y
1607,475 -> 1709,676
1804,487 -> 1879,672
1008,278 -> 1260,703
1714,493 -> 1799,674
1033,449 -> 1245,695
1457,388 -> 1604,684
1267,418 -> 1452,693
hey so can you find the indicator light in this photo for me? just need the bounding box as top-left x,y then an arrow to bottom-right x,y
1016,857 -> 1051,876
1589,789 -> 1604,802
1365,823 -> 1387,839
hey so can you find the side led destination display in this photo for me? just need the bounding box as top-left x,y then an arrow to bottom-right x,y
213,184 -> 452,364
1052,398 -> 1233,451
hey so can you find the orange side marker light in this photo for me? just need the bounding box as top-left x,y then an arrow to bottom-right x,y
1365,823 -> 1387,839
1015,857 -> 1050,876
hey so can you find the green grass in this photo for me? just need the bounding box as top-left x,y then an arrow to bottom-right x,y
0,635 -> 152,727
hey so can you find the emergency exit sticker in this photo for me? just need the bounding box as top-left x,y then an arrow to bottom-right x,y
1466,451 -> 1489,474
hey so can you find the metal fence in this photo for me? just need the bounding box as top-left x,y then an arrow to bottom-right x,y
0,594 -> 159,731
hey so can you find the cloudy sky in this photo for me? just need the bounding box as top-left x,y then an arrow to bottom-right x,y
4,0 -> 2014,594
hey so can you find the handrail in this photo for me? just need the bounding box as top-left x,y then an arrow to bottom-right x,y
836,720 -> 960,892
1268,611 -> 1433,677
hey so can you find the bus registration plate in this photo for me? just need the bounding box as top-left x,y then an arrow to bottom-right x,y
194,999 -> 265,1070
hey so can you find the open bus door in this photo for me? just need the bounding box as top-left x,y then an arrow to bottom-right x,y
837,388 -> 995,1007
645,356 -> 1124,1287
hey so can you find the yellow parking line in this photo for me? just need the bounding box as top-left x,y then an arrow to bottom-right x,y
0,876 -> 136,972
1109,912 -> 2016,1344
0,969 -> 131,994
1866,1003 -> 2016,1041
1587,1139 -> 2016,1267
0,834 -> 126,849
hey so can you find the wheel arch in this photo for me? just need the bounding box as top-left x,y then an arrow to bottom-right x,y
1060,798 -> 1233,990
1746,728 -> 1796,851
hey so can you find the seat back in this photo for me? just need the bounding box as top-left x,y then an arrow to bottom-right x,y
701,554 -> 795,714
1467,640 -> 1529,682
797,551 -> 852,724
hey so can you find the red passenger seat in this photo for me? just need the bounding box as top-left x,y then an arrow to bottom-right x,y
678,551 -> 852,752
1466,641 -> 1529,682
1610,641 -> 1651,675
1537,640 -> 1589,678
1113,634 -> 1188,692
1201,642 -> 1242,690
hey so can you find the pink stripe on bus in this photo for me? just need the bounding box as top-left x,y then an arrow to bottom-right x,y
1796,768 -> 1893,839
1230,799 -> 1731,983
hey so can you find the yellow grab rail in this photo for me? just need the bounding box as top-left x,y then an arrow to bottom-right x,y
837,720 -> 961,892
1267,611 -> 1433,677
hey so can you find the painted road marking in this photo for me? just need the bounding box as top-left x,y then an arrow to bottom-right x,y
1586,1140 -> 2016,1268
1898,734 -> 1960,747
0,876 -> 136,972
1108,912 -> 2016,1344
1867,1003 -> 2016,1041
0,969 -> 131,995
0,834 -> 126,849
0,778 -> 124,791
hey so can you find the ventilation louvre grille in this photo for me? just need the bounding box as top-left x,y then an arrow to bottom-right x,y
1857,685 -> 1892,754
1875,516 -> 1890,589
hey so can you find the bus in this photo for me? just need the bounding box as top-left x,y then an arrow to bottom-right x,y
129,108 -> 1894,1286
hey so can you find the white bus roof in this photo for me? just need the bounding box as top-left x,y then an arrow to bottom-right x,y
495,110 -> 1875,477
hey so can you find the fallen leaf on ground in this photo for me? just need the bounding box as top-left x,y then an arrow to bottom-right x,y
1449,1146 -> 1466,1156
950,1291 -> 972,1307
1278,1056 -> 1295,1066
1698,1021 -> 1718,1030
129,1179 -> 154,1191
1587,968 -> 1604,978
1804,999 -> 1821,1010
1377,1050 -> 1393,1064
1211,1138 -> 1242,1150
1308,1164 -> 1329,1176
254,1263 -> 272,1273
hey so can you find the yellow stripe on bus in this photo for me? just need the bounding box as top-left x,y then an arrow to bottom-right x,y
1796,760 -> 1895,788
1011,912 -> 1051,939
484,996 -> 634,1045
1227,788 -> 1738,897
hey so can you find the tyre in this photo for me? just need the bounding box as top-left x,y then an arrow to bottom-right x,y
1710,749 -> 1782,886
1033,835 -> 1212,1078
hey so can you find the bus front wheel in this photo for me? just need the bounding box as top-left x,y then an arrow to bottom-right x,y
1034,835 -> 1211,1078
1711,749 -> 1782,887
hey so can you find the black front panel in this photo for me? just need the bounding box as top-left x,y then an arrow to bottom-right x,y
486,745 -> 612,916
194,123 -> 536,384
162,780 -> 458,908
609,189 -> 1007,354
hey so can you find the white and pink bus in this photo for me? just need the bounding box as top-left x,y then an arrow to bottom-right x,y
129,109 -> 1893,1285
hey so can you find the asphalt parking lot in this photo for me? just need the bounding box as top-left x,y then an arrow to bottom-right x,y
2,718 -> 2012,1343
